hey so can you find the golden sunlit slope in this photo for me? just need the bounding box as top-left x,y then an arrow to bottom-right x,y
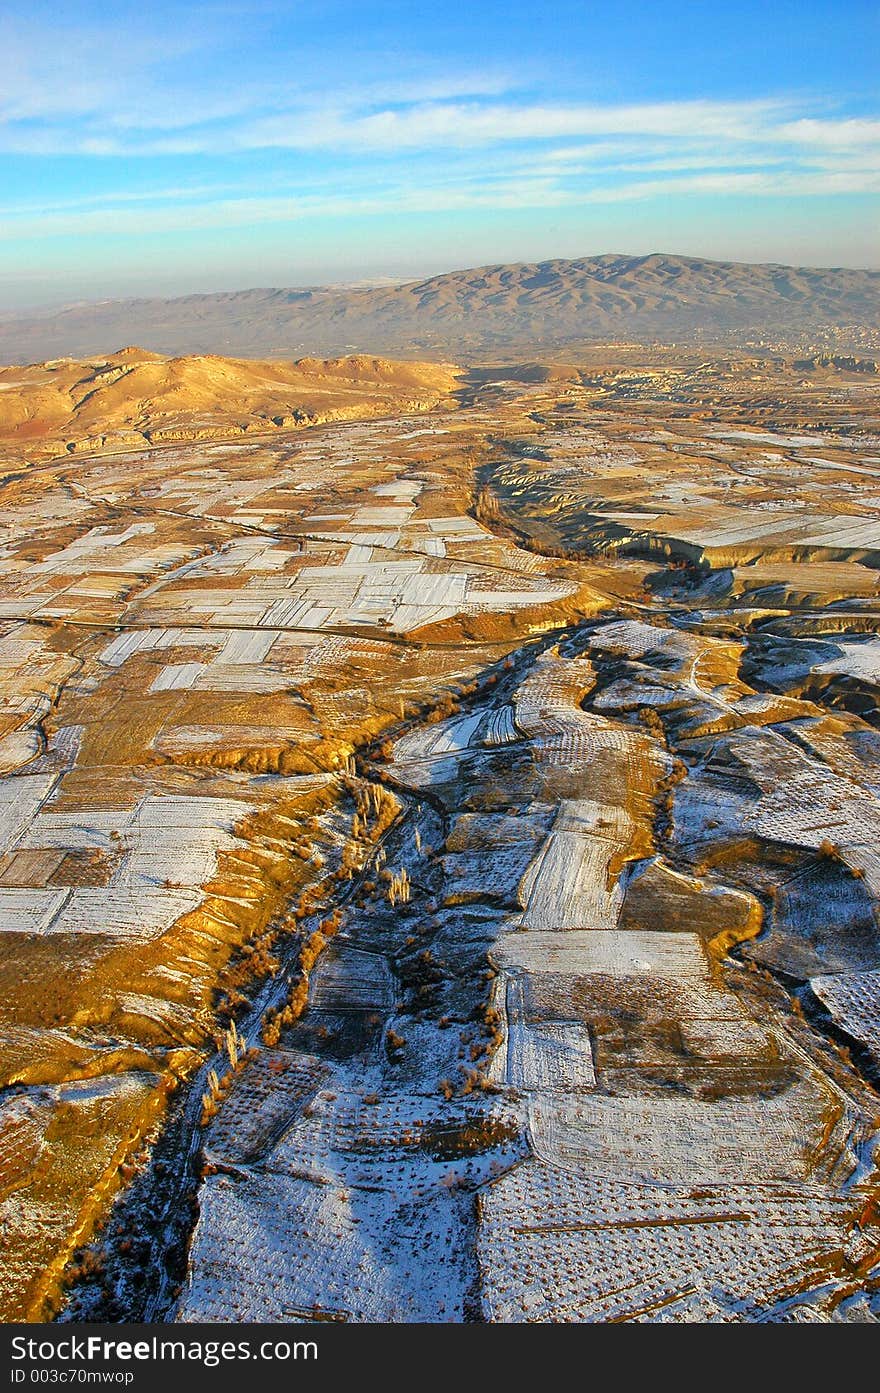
0,350 -> 462,461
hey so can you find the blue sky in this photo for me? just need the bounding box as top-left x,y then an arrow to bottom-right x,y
1,0 -> 878,308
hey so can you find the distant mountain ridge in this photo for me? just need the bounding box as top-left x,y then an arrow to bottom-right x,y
2,253 -> 878,363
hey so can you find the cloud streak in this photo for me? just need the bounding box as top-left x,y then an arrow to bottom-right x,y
2,161 -> 878,247
2,80 -> 878,189
0,10 -> 877,263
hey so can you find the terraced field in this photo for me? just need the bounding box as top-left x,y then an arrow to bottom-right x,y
1,349 -> 879,1322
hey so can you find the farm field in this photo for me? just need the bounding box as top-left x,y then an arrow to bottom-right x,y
0,347 -> 879,1322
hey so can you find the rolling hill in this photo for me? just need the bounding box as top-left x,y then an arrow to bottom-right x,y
0,350 -> 461,461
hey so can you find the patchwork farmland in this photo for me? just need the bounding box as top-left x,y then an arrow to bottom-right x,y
0,348 -> 879,1322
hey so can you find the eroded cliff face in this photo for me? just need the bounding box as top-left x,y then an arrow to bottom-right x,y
1,351 -> 880,1322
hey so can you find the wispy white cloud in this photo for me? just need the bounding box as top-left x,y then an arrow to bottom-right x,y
2,160 -> 878,247
1,12 -> 878,242
0,14 -> 205,123
0,11 -> 516,143
3,80 -> 879,191
225,97 -> 785,154
583,169 -> 880,202
776,117 -> 880,147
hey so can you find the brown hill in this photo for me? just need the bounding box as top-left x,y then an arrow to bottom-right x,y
0,350 -> 461,461
1,254 -> 877,364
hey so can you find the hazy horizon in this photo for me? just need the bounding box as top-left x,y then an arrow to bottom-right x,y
5,246 -> 880,320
